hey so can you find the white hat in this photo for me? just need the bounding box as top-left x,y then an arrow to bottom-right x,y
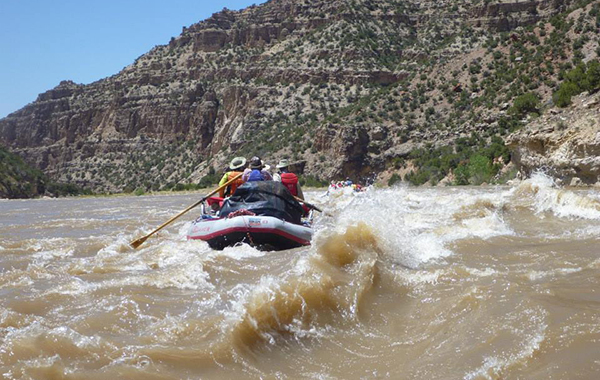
229,157 -> 247,170
276,159 -> 290,169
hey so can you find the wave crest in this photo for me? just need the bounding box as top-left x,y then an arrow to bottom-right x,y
229,223 -> 381,349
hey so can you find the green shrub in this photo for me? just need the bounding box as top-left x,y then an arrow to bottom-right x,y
388,173 -> 401,186
553,82 -> 580,107
405,169 -> 432,186
46,182 -> 91,197
0,146 -> 92,198
198,171 -> 221,188
453,164 -> 470,185
467,154 -> 494,185
587,60 -> 600,90
552,60 -> 600,107
406,133 -> 510,187
450,155 -> 497,185
391,156 -> 405,169
510,92 -> 540,117
299,175 -> 328,187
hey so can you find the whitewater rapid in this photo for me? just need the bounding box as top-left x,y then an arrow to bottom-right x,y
1,173 -> 600,379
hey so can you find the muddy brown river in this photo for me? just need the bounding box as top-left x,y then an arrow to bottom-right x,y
1,174 -> 600,379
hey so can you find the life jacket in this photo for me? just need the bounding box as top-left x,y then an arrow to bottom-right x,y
281,172 -> 299,196
222,171 -> 244,197
229,171 -> 244,192
247,169 -> 265,182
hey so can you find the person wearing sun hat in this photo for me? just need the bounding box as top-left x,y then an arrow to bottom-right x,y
273,158 -> 304,200
218,156 -> 247,197
242,156 -> 273,182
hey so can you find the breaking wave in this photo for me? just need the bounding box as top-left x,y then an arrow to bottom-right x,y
227,223 -> 381,349
511,172 -> 600,220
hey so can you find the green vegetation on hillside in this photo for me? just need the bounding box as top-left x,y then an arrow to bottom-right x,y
0,146 -> 46,198
401,134 -> 511,186
379,0 -> 600,185
553,60 -> 600,107
0,146 -> 90,199
299,175 -> 328,187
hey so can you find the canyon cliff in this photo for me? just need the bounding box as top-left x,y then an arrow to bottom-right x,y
509,91 -> 600,185
2,0 -> 598,193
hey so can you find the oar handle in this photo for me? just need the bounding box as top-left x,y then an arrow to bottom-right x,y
130,172 -> 243,249
293,195 -> 322,213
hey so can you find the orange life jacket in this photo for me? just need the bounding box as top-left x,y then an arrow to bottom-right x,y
227,171 -> 244,196
281,172 -> 299,196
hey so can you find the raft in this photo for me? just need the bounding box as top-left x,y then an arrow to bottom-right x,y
187,215 -> 312,250
187,181 -> 313,251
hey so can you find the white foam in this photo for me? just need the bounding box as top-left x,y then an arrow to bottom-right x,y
465,267 -> 498,277
527,267 -> 582,281
517,172 -> 600,220
464,334 -> 546,379
41,235 -> 217,294
218,243 -> 265,260
408,233 -> 453,265
571,224 -> 600,238
286,320 -> 327,340
393,268 -> 443,286
32,248 -> 74,262
96,235 -> 133,259
47,326 -> 106,350
43,276 -> 98,296
326,186 -> 512,268
104,241 -> 216,290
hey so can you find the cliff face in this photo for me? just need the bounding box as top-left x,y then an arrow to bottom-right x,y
508,91 -> 600,185
0,146 -> 46,199
0,0 -> 579,192
0,145 -> 88,198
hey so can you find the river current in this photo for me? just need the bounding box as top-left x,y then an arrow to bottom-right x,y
1,173 -> 600,379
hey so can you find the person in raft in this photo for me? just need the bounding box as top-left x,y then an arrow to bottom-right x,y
273,159 -> 304,200
242,156 -> 273,182
218,156 -> 247,198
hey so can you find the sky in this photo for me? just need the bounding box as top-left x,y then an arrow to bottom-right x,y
0,0 -> 266,118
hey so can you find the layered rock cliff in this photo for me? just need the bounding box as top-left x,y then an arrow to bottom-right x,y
508,91 -> 600,185
0,0 -> 589,192
0,146 -> 89,199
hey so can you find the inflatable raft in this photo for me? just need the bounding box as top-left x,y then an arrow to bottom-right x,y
188,215 -> 312,250
187,181 -> 313,251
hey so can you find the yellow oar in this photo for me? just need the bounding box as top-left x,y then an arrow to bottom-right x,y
130,173 -> 243,249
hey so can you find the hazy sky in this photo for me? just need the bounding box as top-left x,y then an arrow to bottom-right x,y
0,0 -> 266,118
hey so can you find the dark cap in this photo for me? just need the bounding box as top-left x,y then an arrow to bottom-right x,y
249,156 -> 263,169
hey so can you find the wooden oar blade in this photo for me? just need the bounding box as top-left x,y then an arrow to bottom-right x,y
130,236 -> 148,249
